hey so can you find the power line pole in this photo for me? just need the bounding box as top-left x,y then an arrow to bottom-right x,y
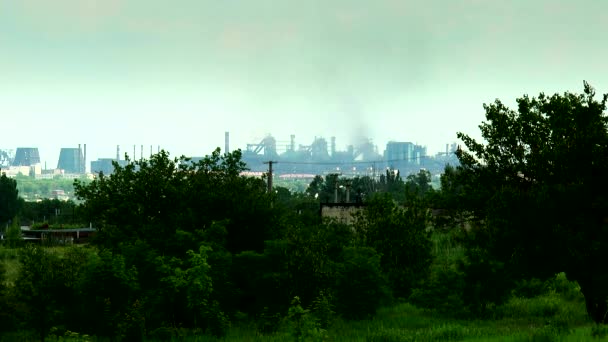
263,161 -> 277,193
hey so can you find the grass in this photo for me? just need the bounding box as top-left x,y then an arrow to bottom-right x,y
215,296 -> 600,342
0,246 -> 20,287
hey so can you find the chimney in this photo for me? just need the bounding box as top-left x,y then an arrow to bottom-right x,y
116,145 -> 120,161
331,136 -> 336,156
225,131 -> 230,153
83,143 -> 87,173
78,144 -> 82,173
140,145 -> 143,161
334,182 -> 338,203
345,182 -> 351,203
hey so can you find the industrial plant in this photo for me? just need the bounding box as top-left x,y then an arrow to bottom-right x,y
0,134 -> 459,180
235,133 -> 458,178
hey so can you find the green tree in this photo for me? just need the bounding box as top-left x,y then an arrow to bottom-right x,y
5,219 -> 22,248
14,246 -> 65,342
334,247 -> 388,319
455,82 -> 608,323
404,169 -> 434,200
74,148 -> 279,331
353,195 -> 433,298
0,172 -> 20,229
78,249 -> 140,338
378,169 -> 406,202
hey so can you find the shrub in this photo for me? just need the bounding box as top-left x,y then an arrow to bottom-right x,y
287,296 -> 327,342
524,321 -> 571,342
409,261 -> 465,316
513,278 -> 550,298
0,246 -> 19,260
549,272 -> 582,301
591,323 -> 608,339
311,291 -> 335,329
496,295 -> 561,319
4,220 -> 22,248
148,326 -> 174,341
204,300 -> 230,338
257,306 -> 282,334
460,246 -> 513,316
334,247 -> 389,320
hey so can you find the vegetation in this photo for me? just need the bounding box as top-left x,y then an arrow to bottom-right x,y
0,83 -> 607,340
13,174 -> 87,201
454,82 -> 608,323
0,172 -> 20,229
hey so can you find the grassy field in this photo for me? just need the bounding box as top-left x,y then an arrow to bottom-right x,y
219,299 -> 601,342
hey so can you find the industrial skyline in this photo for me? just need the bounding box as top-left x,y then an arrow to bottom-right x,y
0,133 -> 459,177
2,1 -> 608,172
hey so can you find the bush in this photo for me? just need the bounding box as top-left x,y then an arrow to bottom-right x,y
524,321 -> 571,342
257,306 -> 282,335
148,326 -> 174,341
204,300 -> 230,338
549,272 -> 582,301
460,247 -> 513,316
334,247 -> 389,320
495,292 -> 583,327
4,220 -> 22,248
409,261 -> 465,316
0,246 -> 19,260
513,278 -> 550,298
311,291 -> 335,329
591,324 -> 608,339
496,294 -> 561,319
287,296 -> 327,342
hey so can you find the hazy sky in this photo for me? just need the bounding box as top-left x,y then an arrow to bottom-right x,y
2,0 -> 608,170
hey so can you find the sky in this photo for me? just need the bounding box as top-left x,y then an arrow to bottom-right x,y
2,0 -> 608,170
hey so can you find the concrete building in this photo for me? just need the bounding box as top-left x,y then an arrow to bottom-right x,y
57,147 -> 85,174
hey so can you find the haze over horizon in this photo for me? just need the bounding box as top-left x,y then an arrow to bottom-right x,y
2,1 -> 608,170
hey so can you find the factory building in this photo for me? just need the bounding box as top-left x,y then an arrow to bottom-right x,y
57,146 -> 86,174
12,147 -> 41,167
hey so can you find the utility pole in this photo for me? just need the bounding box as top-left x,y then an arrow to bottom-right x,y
263,161 -> 277,193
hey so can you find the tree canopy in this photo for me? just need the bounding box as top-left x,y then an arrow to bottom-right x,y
454,82 -> 608,322
0,172 -> 20,228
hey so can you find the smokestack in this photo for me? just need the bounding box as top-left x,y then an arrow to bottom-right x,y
158,145 -> 160,153
446,144 -> 449,156
290,134 -> 295,152
331,137 -> 336,156
78,144 -> 82,174
141,145 -> 143,161
84,144 -> 87,173
117,145 -> 120,161
150,145 -> 153,157
133,145 -> 136,160
334,182 -> 338,203
225,132 -> 230,153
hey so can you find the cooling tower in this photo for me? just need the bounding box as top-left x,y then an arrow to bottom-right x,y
12,147 -> 41,166
57,147 -> 85,173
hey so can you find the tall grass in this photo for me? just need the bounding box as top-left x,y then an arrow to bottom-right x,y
0,246 -> 20,287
